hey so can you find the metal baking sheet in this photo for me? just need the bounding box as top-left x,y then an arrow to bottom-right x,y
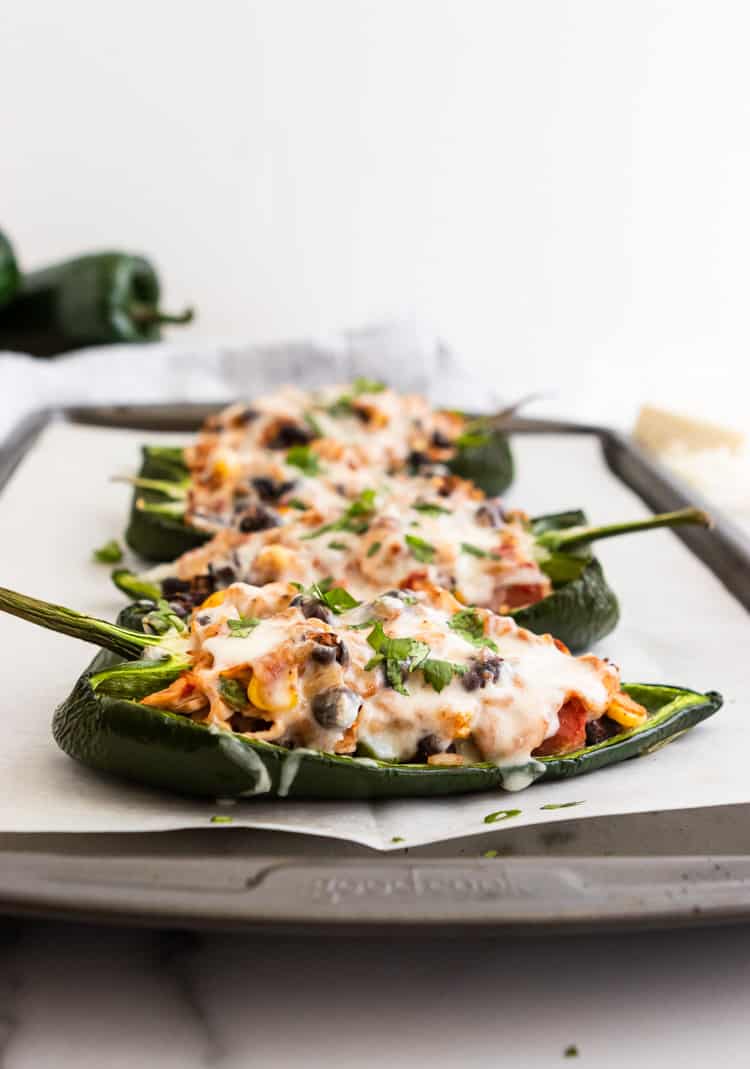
0,402 -> 748,932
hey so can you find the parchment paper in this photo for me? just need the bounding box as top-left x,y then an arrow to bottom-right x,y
0,421 -> 743,851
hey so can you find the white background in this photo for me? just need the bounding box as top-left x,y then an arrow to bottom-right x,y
3,0 -> 749,429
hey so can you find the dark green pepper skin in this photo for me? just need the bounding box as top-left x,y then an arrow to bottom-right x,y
446,426 -> 513,497
52,642 -> 721,801
0,252 -> 193,357
512,510 -> 620,651
0,231 -> 20,308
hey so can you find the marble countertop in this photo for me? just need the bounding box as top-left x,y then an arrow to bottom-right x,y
2,917 -> 750,1066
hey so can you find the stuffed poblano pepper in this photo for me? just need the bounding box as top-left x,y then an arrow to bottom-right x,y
123,382 -> 514,560
115,468 -> 709,652
0,582 -> 721,801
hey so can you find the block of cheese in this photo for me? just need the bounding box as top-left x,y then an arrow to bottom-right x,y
634,404 -> 745,456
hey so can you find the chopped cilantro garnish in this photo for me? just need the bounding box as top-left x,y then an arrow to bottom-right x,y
348,617 -> 377,630
286,445 -> 321,475
483,809 -> 521,824
405,533 -> 436,563
302,488 -> 377,539
412,502 -> 451,516
218,676 -> 250,710
461,542 -> 500,560
142,599 -> 187,636
367,541 -> 382,558
93,539 -> 123,564
365,622 -> 430,695
227,616 -> 260,638
287,498 -> 309,510
421,658 -> 466,693
328,541 -> 348,551
327,378 -> 386,416
297,579 -> 360,614
449,608 -> 498,652
455,427 -> 490,450
391,836 -> 405,844
303,410 -> 323,437
564,1046 -> 579,1059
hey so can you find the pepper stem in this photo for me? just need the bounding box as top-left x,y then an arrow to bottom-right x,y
129,302 -> 195,327
112,475 -> 188,500
464,392 -> 552,433
535,507 -> 711,552
0,587 -> 164,659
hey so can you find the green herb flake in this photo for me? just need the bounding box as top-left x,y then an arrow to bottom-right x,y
461,542 -> 500,560
328,541 -> 348,551
483,809 -> 521,825
210,815 -> 234,824
327,378 -> 385,417
286,445 -> 322,475
449,608 -> 498,652
540,801 -> 584,811
365,622 -> 431,696
142,599 -> 187,636
564,1045 -> 579,1059
482,849 -> 499,859
412,502 -> 451,516
455,428 -> 490,450
218,676 -> 250,711
302,488 -> 377,540
287,498 -> 309,511
367,541 -> 382,558
421,658 -> 466,694
320,585 -> 360,613
227,616 -> 261,638
348,617 -> 377,630
303,410 -> 324,437
405,533 -> 436,563
93,539 -> 123,564
391,836 -> 405,844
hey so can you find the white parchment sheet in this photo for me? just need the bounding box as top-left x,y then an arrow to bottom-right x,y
0,421 -> 744,850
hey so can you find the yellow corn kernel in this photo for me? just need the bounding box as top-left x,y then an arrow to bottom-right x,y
607,693 -> 649,728
453,588 -> 468,605
200,590 -> 227,610
248,672 -> 298,713
254,544 -> 297,580
427,753 -> 465,767
212,455 -> 238,481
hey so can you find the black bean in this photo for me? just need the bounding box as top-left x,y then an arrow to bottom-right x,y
291,595 -> 334,624
251,476 -> 297,502
238,505 -> 281,533
311,643 -> 337,665
161,577 -> 192,597
267,422 -> 313,449
407,449 -> 428,470
233,407 -> 259,426
431,429 -> 452,448
475,500 -> 507,528
461,654 -> 504,691
416,733 -> 444,760
311,687 -> 361,730
585,717 -> 620,746
167,600 -> 190,619
335,640 -> 350,667
196,614 -> 211,626
208,564 -> 236,587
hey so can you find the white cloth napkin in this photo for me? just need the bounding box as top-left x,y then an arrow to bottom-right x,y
0,321 -> 498,438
